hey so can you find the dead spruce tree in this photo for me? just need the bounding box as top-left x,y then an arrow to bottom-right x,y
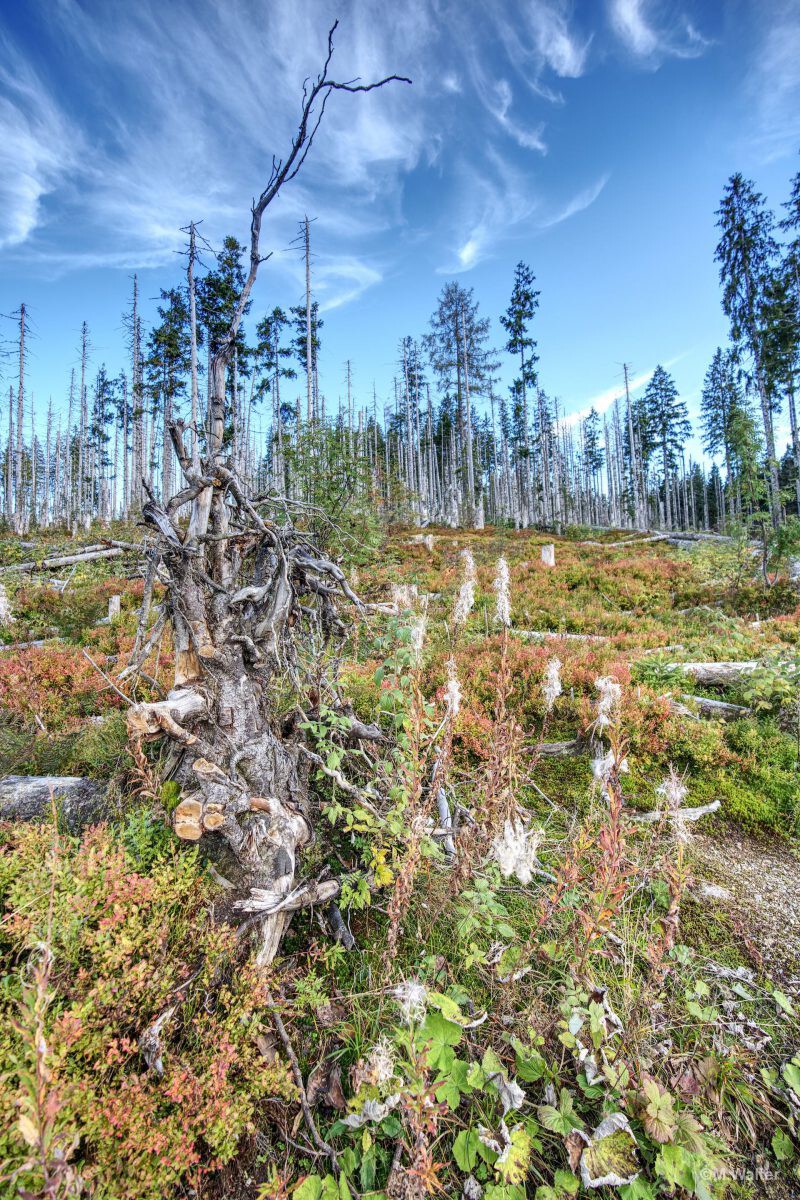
127,27 -> 409,966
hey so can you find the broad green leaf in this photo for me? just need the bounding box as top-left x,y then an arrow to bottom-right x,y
772,1128 -> 794,1163
360,1145 -> 376,1192
537,1089 -> 584,1136
509,1038 -> 547,1082
435,1075 -> 461,1110
484,1185 -> 525,1200
641,1080 -> 677,1143
427,990 -> 463,1020
453,1129 -> 480,1172
482,1047 -> 504,1076
294,1177 -> 323,1200
418,1010 -> 462,1068
619,1179 -> 656,1200
553,1169 -> 579,1195
783,1059 -> 800,1099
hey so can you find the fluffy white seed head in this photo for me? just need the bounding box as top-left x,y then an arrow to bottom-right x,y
453,580 -> 475,628
543,658 -> 562,711
392,979 -> 428,1024
493,557 -> 511,627
0,584 -> 14,627
592,748 -> 629,788
491,817 -> 542,885
593,675 -> 622,733
364,1035 -> 396,1087
410,610 -> 427,663
657,766 -> 688,812
445,657 -> 462,717
453,549 -> 477,628
657,766 -> 691,842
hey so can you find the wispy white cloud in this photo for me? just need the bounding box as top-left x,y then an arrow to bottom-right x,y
560,351 -> 689,426
315,257 -> 383,311
438,155 -> 608,275
0,40 -> 83,250
4,0 -> 430,278
526,1 -> 593,78
485,78 -> 547,151
560,366 -> 654,427
437,152 -> 538,274
608,0 -> 710,65
539,173 -> 610,228
744,0 -> 800,162
490,0 -> 592,87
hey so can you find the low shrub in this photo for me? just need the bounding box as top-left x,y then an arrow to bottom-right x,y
0,816 -> 295,1200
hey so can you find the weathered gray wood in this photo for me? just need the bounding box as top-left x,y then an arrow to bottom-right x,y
0,638 -> 65,652
0,547 -> 125,575
631,799 -> 720,824
670,694 -> 751,721
537,739 -> 586,757
666,661 -> 759,687
0,776 -> 108,831
517,630 -> 608,643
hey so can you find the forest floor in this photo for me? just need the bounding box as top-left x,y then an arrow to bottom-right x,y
2,523 -> 800,1200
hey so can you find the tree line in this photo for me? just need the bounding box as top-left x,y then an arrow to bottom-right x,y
2,157 -> 799,536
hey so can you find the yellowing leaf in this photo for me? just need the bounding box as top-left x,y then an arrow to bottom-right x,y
17,1114 -> 38,1148
580,1113 -> 640,1190
496,1124 -> 532,1186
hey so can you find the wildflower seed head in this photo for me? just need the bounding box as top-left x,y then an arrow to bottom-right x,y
391,583 -> 419,611
656,766 -> 688,813
491,817 -> 542,885
0,584 -> 14,627
445,658 -> 462,717
453,580 -> 476,628
410,611 -> 427,662
656,766 -> 691,841
493,557 -> 512,627
591,749 -> 615,785
392,978 -> 428,1024
543,657 -> 562,711
364,1035 -> 396,1088
593,674 -> 622,733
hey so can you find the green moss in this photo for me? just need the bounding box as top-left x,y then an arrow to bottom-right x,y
679,894 -> 748,969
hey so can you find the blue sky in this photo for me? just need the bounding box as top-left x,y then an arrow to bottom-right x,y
1,0 -> 799,455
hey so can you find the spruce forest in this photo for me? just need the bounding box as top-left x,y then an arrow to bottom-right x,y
3,7 -> 800,1200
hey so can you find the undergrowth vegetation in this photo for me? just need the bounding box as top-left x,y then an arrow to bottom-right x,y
2,527 -> 800,1199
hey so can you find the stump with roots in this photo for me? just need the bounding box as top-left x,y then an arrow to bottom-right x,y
127,446 -> 370,965
122,32 -> 407,966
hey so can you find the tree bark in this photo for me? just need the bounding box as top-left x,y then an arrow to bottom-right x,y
125,28 -> 408,967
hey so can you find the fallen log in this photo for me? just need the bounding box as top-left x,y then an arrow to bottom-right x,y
0,775 -> 109,832
537,738 -> 586,757
665,661 -> 759,687
0,637 -> 65,652
517,630 -> 608,642
578,533 -> 672,548
0,547 -> 126,575
631,799 -> 721,824
669,694 -> 751,721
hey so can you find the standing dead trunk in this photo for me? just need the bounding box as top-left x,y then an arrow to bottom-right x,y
125,28 -> 408,967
